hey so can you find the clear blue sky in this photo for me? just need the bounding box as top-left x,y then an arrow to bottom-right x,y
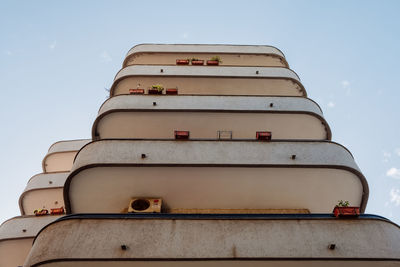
0,1 -> 399,224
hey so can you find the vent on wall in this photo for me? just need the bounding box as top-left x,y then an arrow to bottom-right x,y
218,131 -> 232,140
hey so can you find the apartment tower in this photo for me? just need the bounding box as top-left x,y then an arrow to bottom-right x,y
1,44 -> 399,266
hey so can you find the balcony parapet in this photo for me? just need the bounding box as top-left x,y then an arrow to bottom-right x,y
123,43 -> 288,68
65,140 -> 368,214
24,214 -> 400,266
93,95 -> 331,140
0,215 -> 61,267
110,66 -> 305,97
43,139 -> 91,173
19,172 -> 68,215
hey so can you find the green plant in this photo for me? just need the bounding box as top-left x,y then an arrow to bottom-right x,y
191,58 -> 201,61
336,200 -> 350,207
210,56 -> 222,63
151,84 -> 164,92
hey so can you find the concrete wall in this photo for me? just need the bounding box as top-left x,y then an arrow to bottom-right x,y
21,188 -> 64,215
65,140 -> 368,213
0,238 -> 33,267
95,112 -> 328,140
23,260 -> 400,267
125,52 -> 286,67
20,172 -> 67,215
0,216 -> 61,267
111,66 -> 304,97
68,166 -> 363,213
43,151 -> 78,173
24,217 -> 400,266
94,95 -> 329,140
113,76 -> 304,97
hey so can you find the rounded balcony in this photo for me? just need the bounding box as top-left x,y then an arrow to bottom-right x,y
123,43 -> 289,68
24,214 -> 400,267
64,140 -> 368,214
110,66 -> 305,97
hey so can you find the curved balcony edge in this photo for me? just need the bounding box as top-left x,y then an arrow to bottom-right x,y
25,214 -> 400,267
123,43 -> 288,67
19,172 -> 68,215
65,140 -> 368,214
92,95 -> 331,141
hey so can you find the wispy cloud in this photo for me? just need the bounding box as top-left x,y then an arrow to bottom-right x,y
390,188 -> 400,206
386,167 -> 400,179
49,41 -> 57,50
4,50 -> 12,56
327,101 -> 335,108
395,148 -> 400,156
181,33 -> 189,39
341,80 -> 351,95
383,151 -> 391,162
100,51 -> 112,62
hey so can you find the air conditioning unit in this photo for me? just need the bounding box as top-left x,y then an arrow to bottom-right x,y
128,198 -> 162,213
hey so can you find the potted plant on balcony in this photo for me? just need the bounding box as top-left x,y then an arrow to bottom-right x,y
34,209 -> 49,216
207,56 -> 222,66
148,84 -> 164,95
191,58 -> 204,65
333,200 -> 360,217
176,58 -> 190,65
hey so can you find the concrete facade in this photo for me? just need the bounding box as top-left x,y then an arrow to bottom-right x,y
93,95 -> 331,140
0,43 -> 396,266
110,66 -> 305,97
25,215 -> 400,266
19,172 -> 67,215
42,139 -> 91,173
64,140 -> 368,214
0,216 -> 61,267
123,44 -> 288,67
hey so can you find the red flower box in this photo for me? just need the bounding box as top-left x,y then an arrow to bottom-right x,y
333,206 -> 360,217
191,60 -> 204,65
176,59 -> 190,65
148,89 -> 163,95
166,88 -> 178,95
174,130 -> 189,140
256,131 -> 272,141
129,89 -> 144,95
51,207 -> 65,215
207,60 -> 219,66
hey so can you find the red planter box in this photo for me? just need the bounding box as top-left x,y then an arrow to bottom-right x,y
174,130 -> 190,140
176,59 -> 190,65
129,89 -> 144,95
148,89 -> 163,95
51,207 -> 65,215
333,206 -> 360,217
191,60 -> 204,65
207,60 -> 219,66
166,88 -> 178,95
256,131 -> 272,141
